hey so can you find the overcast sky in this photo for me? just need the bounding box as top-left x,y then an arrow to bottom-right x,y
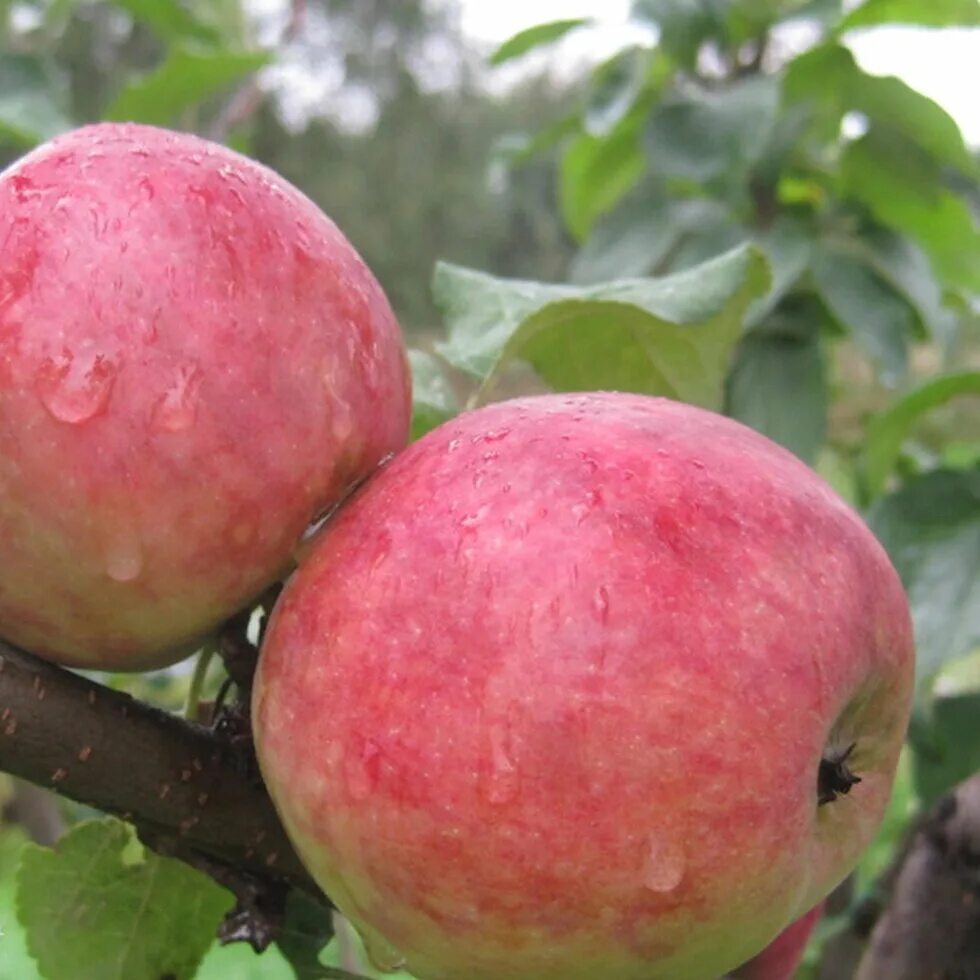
456,0 -> 980,145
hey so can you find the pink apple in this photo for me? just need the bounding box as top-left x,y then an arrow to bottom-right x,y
254,393 -> 913,980
0,123 -> 409,669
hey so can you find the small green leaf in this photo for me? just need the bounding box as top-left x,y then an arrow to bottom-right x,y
867,468 -> 980,687
841,130 -> 980,294
16,819 -> 234,980
747,217 -> 814,325
645,75 -> 780,184
0,55 -> 72,147
408,350 -> 459,441
110,0 -> 222,45
860,371 -> 980,499
560,116 -> 645,241
631,0 -> 725,68
489,19 -> 590,66
107,46 -> 269,126
276,890 -> 336,980
912,691 -> 980,807
726,319 -> 828,463
584,46 -> 652,137
434,244 -> 770,410
811,242 -> 914,384
856,227 -> 958,346
841,0 -> 980,30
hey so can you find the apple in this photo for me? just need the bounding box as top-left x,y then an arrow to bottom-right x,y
729,902 -> 824,979
253,393 -> 914,980
0,123 -> 409,669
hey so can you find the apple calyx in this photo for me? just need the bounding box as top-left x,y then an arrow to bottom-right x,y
818,741 -> 862,806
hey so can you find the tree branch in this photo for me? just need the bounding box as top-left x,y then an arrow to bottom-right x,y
0,639 -> 320,901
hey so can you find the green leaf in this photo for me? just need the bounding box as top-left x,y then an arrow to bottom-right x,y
841,130 -> 980,294
631,0 -> 725,68
841,0 -> 980,29
867,468 -> 980,686
408,350 -> 459,441
434,243 -> 770,410
196,940 -> 295,980
0,829 -> 39,980
645,75 -> 780,183
16,819 -> 234,980
560,114 -> 645,241
860,371 -> 980,499
747,217 -> 814,325
785,43 -> 976,175
110,0 -> 222,45
276,890 -> 336,980
570,192 -> 731,285
106,46 -> 269,126
811,242 -> 914,385
489,18 -> 590,66
856,227 -> 958,347
912,691 -> 980,807
726,319 -> 828,463
0,54 -> 72,147
585,46 -> 653,137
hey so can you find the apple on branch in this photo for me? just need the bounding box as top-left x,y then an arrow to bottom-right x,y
254,393 -> 914,980
0,123 -> 409,669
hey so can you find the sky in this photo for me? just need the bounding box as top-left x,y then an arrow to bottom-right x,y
455,0 -> 980,146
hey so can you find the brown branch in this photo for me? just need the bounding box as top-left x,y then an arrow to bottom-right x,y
0,639 -> 320,902
855,772 -> 980,979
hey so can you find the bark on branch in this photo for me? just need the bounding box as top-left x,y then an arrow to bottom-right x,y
0,638 -> 319,900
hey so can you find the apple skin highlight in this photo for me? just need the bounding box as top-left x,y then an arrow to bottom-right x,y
0,123 -> 410,669
254,393 -> 914,980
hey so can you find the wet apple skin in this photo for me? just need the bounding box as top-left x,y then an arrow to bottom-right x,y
0,123 -> 409,668
254,393 -> 913,980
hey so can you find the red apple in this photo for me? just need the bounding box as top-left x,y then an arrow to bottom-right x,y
253,393 -> 913,980
0,123 -> 409,669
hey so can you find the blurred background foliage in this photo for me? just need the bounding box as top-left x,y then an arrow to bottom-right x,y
1,1 -> 978,978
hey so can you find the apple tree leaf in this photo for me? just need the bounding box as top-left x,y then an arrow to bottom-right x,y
840,0 -> 980,29
276,889 -> 336,980
0,828 -> 39,980
16,818 -> 233,980
489,19 -> 590,66
560,113 -> 645,241
912,691 -> 980,807
110,0 -> 222,45
811,241 -> 915,385
860,371 -> 980,500
867,468 -> 980,688
0,55 -> 73,147
726,313 -> 828,463
434,243 -> 770,411
107,46 -> 269,126
408,350 -> 459,441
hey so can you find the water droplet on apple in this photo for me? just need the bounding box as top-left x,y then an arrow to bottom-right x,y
592,586 -> 610,624
485,722 -> 519,804
36,348 -> 117,424
642,836 -> 685,893
104,526 -> 144,583
152,363 -> 202,432
361,929 -> 407,973
447,438 -> 462,453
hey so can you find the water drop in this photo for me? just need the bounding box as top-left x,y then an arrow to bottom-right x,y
480,427 -> 510,443
153,363 -> 202,432
485,722 -> 518,805
447,438 -> 462,453
592,586 -> 610,624
642,836 -> 685,893
104,526 -> 143,583
36,349 -> 117,424
361,929 -> 407,973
